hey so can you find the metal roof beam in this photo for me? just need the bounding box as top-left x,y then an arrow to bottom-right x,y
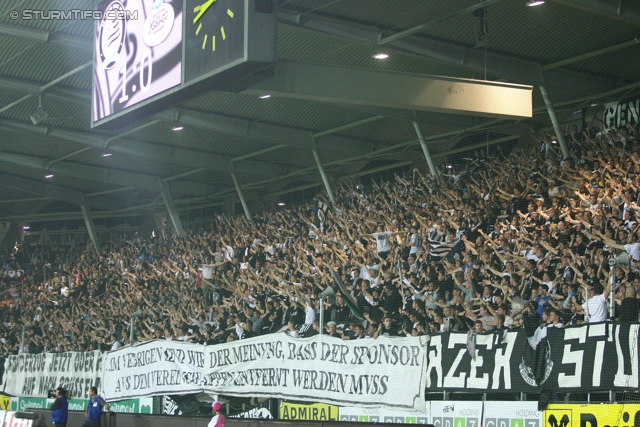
245,62 -> 533,119
0,75 -> 90,103
379,0 -> 504,45
0,119 -> 285,177
0,75 -> 381,157
0,174 -> 118,211
0,153 -> 214,196
548,0 -> 640,25
158,108 -> 376,155
0,22 -> 93,51
272,135 -> 520,197
278,8 -> 614,89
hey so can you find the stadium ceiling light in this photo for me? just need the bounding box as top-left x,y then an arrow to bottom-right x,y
526,0 -> 545,6
373,52 -> 389,59
259,94 -> 271,99
23,225 -> 30,231
102,152 -> 112,157
277,202 -> 285,206
45,174 -> 54,178
172,124 -> 184,131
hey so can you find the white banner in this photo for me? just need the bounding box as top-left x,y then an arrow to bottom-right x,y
1,351 -> 102,398
204,334 -> 428,412
102,340 -> 205,399
102,335 -> 428,412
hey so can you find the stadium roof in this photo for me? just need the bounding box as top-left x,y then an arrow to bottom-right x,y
0,0 -> 638,228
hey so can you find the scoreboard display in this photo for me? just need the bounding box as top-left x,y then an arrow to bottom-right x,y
92,0 -> 276,129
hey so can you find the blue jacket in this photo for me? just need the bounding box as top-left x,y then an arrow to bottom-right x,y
51,397 -> 68,423
87,396 -> 104,420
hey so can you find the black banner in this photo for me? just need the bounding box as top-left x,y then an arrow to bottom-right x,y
603,96 -> 640,129
426,322 -> 640,392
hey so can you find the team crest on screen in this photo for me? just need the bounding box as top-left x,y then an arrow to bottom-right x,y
98,1 -> 126,70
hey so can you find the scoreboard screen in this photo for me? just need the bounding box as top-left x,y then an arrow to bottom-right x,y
91,0 -> 276,130
92,0 -> 183,127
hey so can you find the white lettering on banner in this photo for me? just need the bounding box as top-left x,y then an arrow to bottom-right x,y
441,332 -> 515,389
443,333 -> 467,389
468,334 -> 490,389
614,324 -> 640,388
101,335 -> 428,412
1,350 -> 102,398
588,324 -> 606,387
558,327 -> 586,388
425,334 -> 443,388
103,340 -> 205,396
492,332 -> 515,389
603,98 -> 640,128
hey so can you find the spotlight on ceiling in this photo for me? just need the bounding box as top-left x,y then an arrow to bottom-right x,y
526,0 -> 545,6
277,202 -> 285,206
172,124 -> 184,131
45,174 -> 54,179
259,94 -> 271,99
23,225 -> 30,231
373,52 -> 389,59
102,152 -> 112,157
30,96 -> 48,125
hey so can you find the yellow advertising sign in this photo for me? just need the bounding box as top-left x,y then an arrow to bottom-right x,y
0,394 -> 11,410
279,401 -> 339,421
544,404 -> 640,427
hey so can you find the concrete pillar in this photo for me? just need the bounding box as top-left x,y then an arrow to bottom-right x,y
312,147 -> 336,204
539,85 -> 570,159
160,181 -> 186,238
80,194 -> 101,252
413,121 -> 441,185
231,171 -> 253,223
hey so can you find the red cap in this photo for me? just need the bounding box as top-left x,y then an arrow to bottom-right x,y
213,402 -> 222,411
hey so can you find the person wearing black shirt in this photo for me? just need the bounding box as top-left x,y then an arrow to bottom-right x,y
51,387 -> 69,427
325,321 -> 342,338
381,285 -> 402,317
287,302 -> 305,326
379,316 -> 399,336
619,286 -> 640,322
330,296 -> 350,324
435,270 -> 454,300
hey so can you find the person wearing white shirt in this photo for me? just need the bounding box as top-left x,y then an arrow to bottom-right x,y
408,227 -> 423,256
575,283 -> 610,323
304,300 -> 316,325
361,225 -> 406,259
286,320 -> 299,338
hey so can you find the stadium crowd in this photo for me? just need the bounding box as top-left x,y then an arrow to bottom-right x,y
1,121 -> 639,355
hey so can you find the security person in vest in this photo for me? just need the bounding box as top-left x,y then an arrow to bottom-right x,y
84,386 -> 111,427
50,387 -> 69,427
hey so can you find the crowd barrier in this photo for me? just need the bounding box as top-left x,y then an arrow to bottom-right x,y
19,402 -> 640,427
2,323 -> 638,413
